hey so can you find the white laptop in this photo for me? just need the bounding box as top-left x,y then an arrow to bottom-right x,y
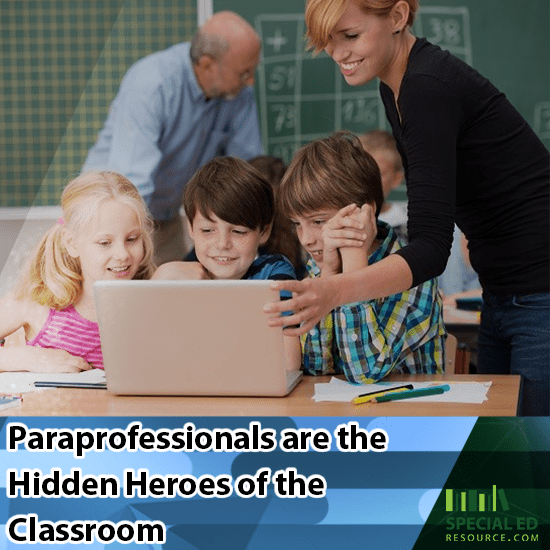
93,279 -> 302,396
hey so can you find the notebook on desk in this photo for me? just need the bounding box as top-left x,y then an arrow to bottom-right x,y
93,279 -> 302,396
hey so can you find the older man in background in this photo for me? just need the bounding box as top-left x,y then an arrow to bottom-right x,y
83,11 -> 263,263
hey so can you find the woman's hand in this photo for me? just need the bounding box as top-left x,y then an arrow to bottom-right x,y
265,252 -> 415,336
321,204 -> 368,277
264,277 -> 338,336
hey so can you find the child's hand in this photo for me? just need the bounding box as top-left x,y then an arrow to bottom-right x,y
152,261 -> 211,280
339,203 -> 377,272
33,348 -> 93,373
321,204 -> 368,277
2,327 -> 26,347
0,346 -> 92,373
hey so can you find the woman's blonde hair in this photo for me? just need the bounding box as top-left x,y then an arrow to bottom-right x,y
16,171 -> 155,310
305,0 -> 419,52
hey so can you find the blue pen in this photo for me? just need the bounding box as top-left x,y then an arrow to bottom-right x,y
374,384 -> 450,403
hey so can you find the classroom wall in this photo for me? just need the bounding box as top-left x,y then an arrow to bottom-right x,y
0,0 -> 197,208
0,0 -> 198,297
2,0 -> 547,208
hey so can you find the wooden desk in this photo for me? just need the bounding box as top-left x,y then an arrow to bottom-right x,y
443,305 -> 480,329
3,374 -> 520,417
443,306 -> 481,374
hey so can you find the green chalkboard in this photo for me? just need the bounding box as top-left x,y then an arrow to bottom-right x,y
214,0 -> 550,198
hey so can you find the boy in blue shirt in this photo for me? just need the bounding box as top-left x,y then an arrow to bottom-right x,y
153,156 -> 300,368
278,132 -> 446,383
154,156 -> 296,282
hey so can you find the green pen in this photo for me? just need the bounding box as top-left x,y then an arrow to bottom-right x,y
374,384 -> 450,403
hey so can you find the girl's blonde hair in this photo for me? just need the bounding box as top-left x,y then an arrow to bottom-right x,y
305,0 -> 419,52
16,171 -> 155,310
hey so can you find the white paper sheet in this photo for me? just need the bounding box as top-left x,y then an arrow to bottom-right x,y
313,377 -> 491,404
390,382 -> 492,404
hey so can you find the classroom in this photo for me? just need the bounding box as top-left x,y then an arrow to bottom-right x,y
0,0 -> 548,421
0,4 -> 550,550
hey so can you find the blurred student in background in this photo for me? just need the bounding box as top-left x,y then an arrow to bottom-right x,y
248,155 -> 306,279
439,226 -> 481,304
359,130 -> 407,243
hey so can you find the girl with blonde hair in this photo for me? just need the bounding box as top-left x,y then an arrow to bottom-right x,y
0,171 -> 155,372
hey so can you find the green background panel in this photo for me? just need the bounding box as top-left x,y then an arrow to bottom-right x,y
0,0 -> 197,206
414,418 -> 550,549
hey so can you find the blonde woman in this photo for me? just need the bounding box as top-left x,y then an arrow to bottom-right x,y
266,0 -> 550,416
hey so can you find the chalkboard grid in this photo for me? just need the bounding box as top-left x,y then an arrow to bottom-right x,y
0,0 -> 197,207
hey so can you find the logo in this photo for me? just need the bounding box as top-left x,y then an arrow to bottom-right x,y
444,485 -> 539,545
446,485 -> 509,513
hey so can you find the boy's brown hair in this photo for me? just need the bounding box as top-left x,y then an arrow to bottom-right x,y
278,131 -> 384,218
183,156 -> 274,230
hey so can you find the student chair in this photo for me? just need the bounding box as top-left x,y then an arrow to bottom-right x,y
444,333 -> 458,374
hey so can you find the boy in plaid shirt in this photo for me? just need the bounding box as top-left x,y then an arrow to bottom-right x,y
278,132 -> 446,384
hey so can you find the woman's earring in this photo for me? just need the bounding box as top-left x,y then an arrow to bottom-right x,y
393,29 -> 400,34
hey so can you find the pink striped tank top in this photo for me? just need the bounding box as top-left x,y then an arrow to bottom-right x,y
26,305 -> 103,369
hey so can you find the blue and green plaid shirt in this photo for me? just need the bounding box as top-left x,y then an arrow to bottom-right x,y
301,221 -> 447,384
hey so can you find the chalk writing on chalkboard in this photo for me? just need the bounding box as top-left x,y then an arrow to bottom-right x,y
534,102 -> 550,143
413,6 -> 472,65
253,8 -> 474,163
255,14 -> 386,163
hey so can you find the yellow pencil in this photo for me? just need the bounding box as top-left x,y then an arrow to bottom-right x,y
353,386 -> 412,405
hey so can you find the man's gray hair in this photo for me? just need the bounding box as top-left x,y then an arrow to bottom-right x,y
190,30 -> 230,64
